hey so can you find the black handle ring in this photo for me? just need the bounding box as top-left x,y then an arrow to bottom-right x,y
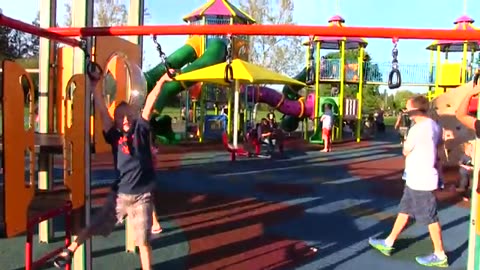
388,69 -> 402,89
86,61 -> 103,81
224,64 -> 234,83
164,62 -> 176,79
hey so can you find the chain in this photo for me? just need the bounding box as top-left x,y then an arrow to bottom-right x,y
80,38 -> 103,80
306,35 -> 315,85
391,38 -> 399,70
224,34 -> 234,83
388,38 -> 401,89
226,34 -> 233,64
152,35 -> 167,62
152,35 -> 175,78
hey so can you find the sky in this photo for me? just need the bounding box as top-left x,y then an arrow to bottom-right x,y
2,0 -> 479,93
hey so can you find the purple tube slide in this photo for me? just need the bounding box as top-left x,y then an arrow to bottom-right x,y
244,86 -> 315,119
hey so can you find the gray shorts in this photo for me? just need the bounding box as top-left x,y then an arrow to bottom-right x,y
89,191 -> 153,246
399,186 -> 438,225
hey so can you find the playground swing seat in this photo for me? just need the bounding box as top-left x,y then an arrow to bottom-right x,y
221,132 -> 251,161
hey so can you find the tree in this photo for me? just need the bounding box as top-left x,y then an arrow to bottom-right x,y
64,0 -> 150,27
393,90 -> 416,109
238,0 -> 303,77
0,26 -> 15,60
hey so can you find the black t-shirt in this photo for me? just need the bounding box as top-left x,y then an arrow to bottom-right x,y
103,118 -> 155,195
475,120 -> 480,138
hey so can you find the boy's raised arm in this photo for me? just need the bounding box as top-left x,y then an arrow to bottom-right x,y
91,79 -> 113,132
141,71 -> 173,121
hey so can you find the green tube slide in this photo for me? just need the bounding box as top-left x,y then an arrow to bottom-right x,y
143,38 -> 227,144
309,97 -> 340,144
282,67 -> 308,100
279,67 -> 308,132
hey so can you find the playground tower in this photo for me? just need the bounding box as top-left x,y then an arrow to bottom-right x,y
426,15 -> 480,100
182,0 -> 255,141
305,15 -> 367,143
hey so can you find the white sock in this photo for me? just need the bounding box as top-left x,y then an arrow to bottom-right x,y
435,251 -> 446,259
384,238 -> 394,247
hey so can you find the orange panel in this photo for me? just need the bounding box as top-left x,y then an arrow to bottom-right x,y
56,47 -> 74,134
63,74 -> 86,211
94,37 -> 141,154
2,61 -> 35,237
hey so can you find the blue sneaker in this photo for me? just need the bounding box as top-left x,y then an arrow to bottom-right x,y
368,238 -> 394,256
415,253 -> 449,268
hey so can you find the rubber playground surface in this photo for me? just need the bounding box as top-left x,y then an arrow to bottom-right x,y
0,133 -> 471,270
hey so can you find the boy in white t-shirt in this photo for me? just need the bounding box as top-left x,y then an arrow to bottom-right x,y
320,104 -> 334,152
368,95 -> 448,268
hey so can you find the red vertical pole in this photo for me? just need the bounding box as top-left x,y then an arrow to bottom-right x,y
25,226 -> 33,270
64,203 -> 72,270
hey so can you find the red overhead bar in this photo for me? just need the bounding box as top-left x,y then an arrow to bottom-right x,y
0,13 -> 81,47
48,24 -> 480,41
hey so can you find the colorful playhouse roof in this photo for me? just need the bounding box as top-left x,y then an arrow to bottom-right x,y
183,0 -> 255,24
303,15 -> 368,50
426,15 -> 480,52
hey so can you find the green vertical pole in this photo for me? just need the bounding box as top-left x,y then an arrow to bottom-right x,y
356,47 -> 365,142
338,40 -> 346,141
38,0 -> 57,244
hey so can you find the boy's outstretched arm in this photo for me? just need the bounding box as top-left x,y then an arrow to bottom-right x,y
91,78 -> 113,132
141,71 -> 174,121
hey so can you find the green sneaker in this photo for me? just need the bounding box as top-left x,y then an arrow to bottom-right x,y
368,237 -> 394,256
415,253 -> 449,268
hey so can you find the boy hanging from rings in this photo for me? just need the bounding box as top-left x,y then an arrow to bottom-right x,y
53,69 -> 174,270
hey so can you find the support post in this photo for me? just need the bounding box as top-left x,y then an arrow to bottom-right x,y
313,41 -> 321,135
71,0 -> 94,269
338,40 -> 346,141
356,47 -> 365,142
125,0 -> 145,253
37,0 -> 57,244
232,80 -> 240,148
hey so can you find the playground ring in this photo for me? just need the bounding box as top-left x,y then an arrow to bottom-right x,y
103,53 -> 148,113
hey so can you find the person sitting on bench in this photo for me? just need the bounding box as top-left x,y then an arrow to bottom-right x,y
257,118 -> 274,153
267,112 -> 284,153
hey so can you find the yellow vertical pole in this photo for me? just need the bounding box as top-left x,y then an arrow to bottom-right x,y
338,40 -> 346,141
71,0 -> 94,268
38,0 -> 57,244
124,0 -> 144,253
434,46 -> 441,96
198,16 -> 207,142
428,50 -> 434,100
304,43 -> 310,141
313,41 -> 321,135
356,47 -> 365,142
227,17 -> 234,136
462,42 -> 468,84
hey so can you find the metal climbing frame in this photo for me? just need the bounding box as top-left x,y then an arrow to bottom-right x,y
25,202 -> 72,270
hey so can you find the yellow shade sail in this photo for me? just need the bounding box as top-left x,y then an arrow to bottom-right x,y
174,59 -> 306,86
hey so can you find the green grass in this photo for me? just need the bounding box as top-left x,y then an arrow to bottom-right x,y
384,116 -> 397,127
